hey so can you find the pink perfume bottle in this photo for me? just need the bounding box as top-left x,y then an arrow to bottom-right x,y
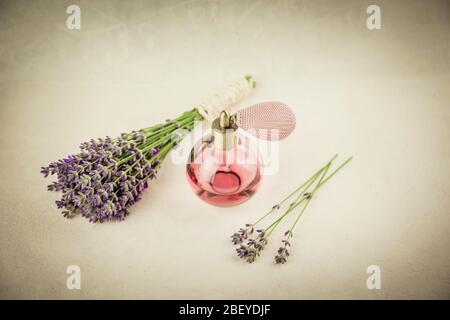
186,110 -> 262,206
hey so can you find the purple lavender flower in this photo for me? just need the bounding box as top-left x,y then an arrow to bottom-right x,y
275,231 -> 292,264
234,227 -> 268,263
231,223 -> 254,245
41,109 -> 203,223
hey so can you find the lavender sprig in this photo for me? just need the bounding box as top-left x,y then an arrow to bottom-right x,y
236,229 -> 268,263
231,154 -> 352,264
275,230 -> 292,264
41,109 -> 203,223
231,223 -> 254,245
274,159 -> 333,264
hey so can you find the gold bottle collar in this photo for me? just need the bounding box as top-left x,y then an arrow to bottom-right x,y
212,110 -> 238,150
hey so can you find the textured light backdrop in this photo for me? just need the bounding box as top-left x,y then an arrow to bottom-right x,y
0,0 -> 449,299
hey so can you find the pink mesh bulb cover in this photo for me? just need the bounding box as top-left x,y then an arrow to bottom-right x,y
235,101 -> 296,141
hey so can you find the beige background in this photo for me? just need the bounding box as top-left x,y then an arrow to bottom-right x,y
0,0 -> 449,299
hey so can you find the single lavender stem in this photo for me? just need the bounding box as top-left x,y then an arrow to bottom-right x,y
256,154 -> 339,235
289,154 -> 337,206
273,156 -> 352,264
264,167 -> 326,238
318,156 -> 353,188
279,155 -> 336,204
287,160 -> 332,233
252,160 -> 330,227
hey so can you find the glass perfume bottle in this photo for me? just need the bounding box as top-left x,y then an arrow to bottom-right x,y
186,110 -> 262,207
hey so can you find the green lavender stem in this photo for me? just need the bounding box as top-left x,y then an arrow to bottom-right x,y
273,155 -> 352,236
252,154 -> 339,229
270,156 -> 353,264
264,167 -> 327,238
287,159 -> 332,235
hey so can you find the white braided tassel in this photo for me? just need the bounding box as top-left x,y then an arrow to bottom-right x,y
196,75 -> 256,121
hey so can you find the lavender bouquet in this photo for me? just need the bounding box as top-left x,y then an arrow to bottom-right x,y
41,76 -> 255,222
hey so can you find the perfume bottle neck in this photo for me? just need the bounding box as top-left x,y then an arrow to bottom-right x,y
212,110 -> 238,150
212,130 -> 237,150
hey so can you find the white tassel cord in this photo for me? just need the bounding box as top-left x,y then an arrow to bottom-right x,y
196,75 -> 256,121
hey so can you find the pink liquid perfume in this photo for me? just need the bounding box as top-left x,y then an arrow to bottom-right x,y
186,110 -> 262,207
